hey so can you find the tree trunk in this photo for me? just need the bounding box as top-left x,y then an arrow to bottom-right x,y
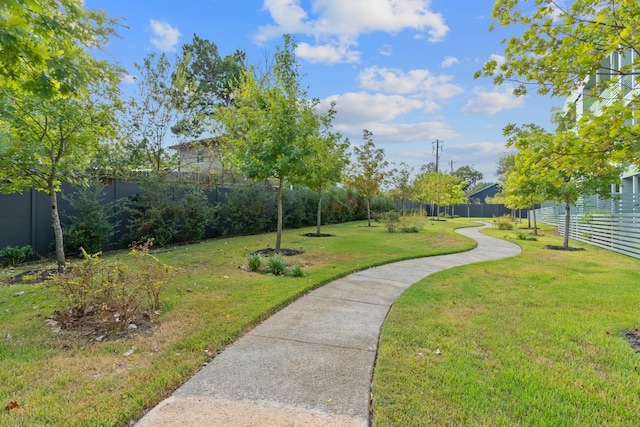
49,188 -> 66,272
563,198 -> 571,249
531,203 -> 538,236
366,197 -> 372,227
316,192 -> 322,235
275,177 -> 284,252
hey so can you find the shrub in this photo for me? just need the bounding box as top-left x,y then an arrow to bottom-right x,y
382,211 -> 401,232
0,245 -> 32,267
247,254 -> 263,272
178,189 -> 214,242
63,180 -> 115,254
215,184 -> 270,236
516,231 -> 538,241
494,215 -> 514,230
287,262 -> 305,277
49,242 -> 174,330
265,254 -> 288,276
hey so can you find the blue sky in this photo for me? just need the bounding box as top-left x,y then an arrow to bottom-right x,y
85,0 -> 560,181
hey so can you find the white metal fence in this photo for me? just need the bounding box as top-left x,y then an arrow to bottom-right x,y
533,194 -> 640,259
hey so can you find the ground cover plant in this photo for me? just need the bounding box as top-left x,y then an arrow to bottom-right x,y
0,219 -> 477,426
372,223 -> 640,426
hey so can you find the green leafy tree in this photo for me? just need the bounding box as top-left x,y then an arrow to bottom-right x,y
388,162 -> 414,216
413,172 -> 465,218
0,1 -> 122,271
452,165 -> 484,192
297,106 -> 349,235
216,35 -> 324,251
504,123 -> 622,248
344,130 -> 392,226
477,0 -> 640,165
172,35 -> 246,138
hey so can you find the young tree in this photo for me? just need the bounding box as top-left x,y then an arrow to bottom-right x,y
504,123 -> 622,248
388,162 -> 414,216
297,107 -> 349,235
0,2 -> 121,272
344,130 -> 392,226
413,172 -> 465,218
216,35 -> 324,252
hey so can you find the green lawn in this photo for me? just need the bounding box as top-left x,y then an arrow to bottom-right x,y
0,218 -> 477,426
373,223 -> 640,426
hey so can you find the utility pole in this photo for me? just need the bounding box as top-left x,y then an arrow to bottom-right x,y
432,139 -> 443,218
450,160 -> 455,173
432,139 -> 443,172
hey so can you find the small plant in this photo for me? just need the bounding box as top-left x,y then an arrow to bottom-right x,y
247,254 -> 263,272
516,231 -> 537,241
494,215 -> 514,230
0,245 -> 32,267
287,262 -> 305,277
382,211 -> 401,233
265,254 -> 288,276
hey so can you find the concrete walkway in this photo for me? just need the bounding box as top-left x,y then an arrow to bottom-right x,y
136,223 -> 521,426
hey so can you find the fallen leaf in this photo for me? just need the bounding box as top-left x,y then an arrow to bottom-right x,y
5,401 -> 18,412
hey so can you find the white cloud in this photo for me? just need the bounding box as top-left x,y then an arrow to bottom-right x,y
255,0 -> 449,64
149,19 -> 182,52
358,66 -> 463,99
296,41 -> 361,63
378,44 -> 393,56
121,74 -> 137,84
441,56 -> 459,68
461,85 -> 526,115
490,53 -> 505,67
321,92 -> 426,123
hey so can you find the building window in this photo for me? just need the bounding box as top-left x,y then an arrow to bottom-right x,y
196,149 -> 205,164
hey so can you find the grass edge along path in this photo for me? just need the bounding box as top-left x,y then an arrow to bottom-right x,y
372,223 -> 640,426
0,218 -> 478,426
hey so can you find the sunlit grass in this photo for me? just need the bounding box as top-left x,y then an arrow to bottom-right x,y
373,223 -> 640,426
0,218 -> 476,426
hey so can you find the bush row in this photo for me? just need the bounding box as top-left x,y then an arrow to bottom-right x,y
58,178 -> 397,254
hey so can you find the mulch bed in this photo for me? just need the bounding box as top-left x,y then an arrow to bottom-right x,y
624,329 -> 640,354
1,268 -> 58,285
544,245 -> 585,251
302,233 -> 334,237
248,248 -> 304,257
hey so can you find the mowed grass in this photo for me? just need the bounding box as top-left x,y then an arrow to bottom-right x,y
0,218 -> 477,426
373,223 -> 640,426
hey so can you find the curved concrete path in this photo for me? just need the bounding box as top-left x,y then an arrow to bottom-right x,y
136,223 -> 520,426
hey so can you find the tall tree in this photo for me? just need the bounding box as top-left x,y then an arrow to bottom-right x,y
172,35 -> 246,138
452,165 -> 484,192
477,0 -> 640,164
120,53 -> 182,174
344,130 -> 392,226
216,35 -> 324,252
0,1 -> 121,272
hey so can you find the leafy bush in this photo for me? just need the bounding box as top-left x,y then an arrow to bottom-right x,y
178,189 -> 214,242
265,254 -> 287,276
382,211 -> 401,232
215,184 -> 270,236
494,215 -> 514,230
247,254 -> 263,272
287,262 -> 304,277
49,242 -> 175,330
516,231 -> 538,241
123,177 -> 181,247
0,245 -> 32,267
63,181 -> 115,254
